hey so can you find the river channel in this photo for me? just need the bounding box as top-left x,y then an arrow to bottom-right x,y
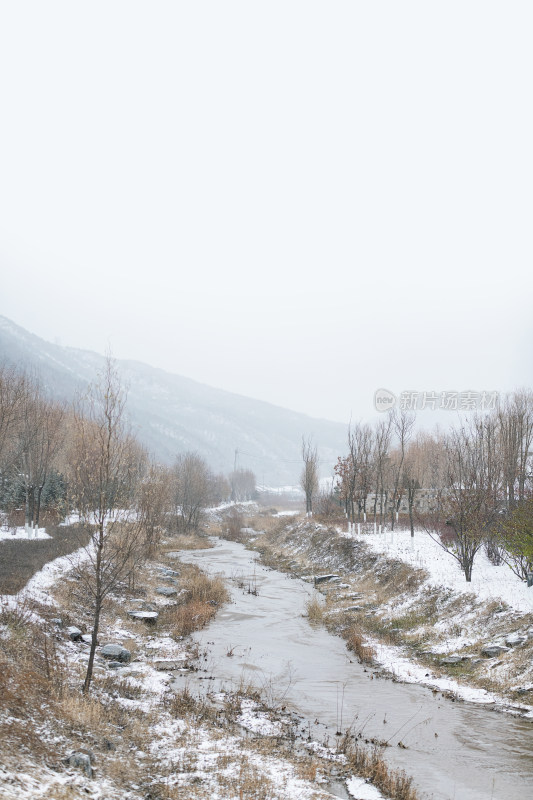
179,538 -> 532,800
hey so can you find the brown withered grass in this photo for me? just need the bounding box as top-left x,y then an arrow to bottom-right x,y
345,625 -> 376,665
160,562 -> 229,638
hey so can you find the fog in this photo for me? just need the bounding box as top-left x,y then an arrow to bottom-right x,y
1,2 -> 532,424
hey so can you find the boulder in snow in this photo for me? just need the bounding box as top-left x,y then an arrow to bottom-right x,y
441,655 -> 463,665
127,610 -> 159,623
153,659 -> 185,671
64,750 -> 94,778
156,586 -> 178,597
505,633 -> 526,648
314,574 -> 340,585
481,644 -> 509,658
67,626 -> 82,642
100,644 -> 131,663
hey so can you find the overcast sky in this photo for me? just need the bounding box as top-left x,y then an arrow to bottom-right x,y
1,2 -> 532,424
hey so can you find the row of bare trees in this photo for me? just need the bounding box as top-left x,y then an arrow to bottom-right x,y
0,363 -> 247,540
331,392 -> 533,583
0,359 -> 251,691
0,366 -> 66,533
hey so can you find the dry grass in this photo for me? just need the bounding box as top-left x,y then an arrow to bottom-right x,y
346,743 -> 420,800
344,625 -> 376,665
161,533 -> 212,550
0,600 -> 66,758
305,595 -> 326,623
181,565 -> 228,605
163,599 -> 219,637
160,562 -> 229,638
247,514 -> 297,535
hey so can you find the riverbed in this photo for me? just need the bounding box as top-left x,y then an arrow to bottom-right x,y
180,538 -> 533,800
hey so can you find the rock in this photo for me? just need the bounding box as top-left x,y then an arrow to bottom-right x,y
67,626 -> 82,642
153,659 -> 185,671
50,617 -> 63,628
441,656 -> 463,665
64,750 -> 94,778
527,628 -> 533,641
127,610 -> 159,623
156,586 -> 178,597
314,574 -> 340,585
344,605 -> 364,612
481,644 -> 509,658
100,644 -> 131,663
505,633 -> 526,648
158,567 -> 180,577
107,661 -> 123,670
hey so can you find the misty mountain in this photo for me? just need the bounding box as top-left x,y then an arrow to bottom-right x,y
0,315 -> 348,485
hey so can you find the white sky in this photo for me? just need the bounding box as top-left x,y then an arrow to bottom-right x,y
1,2 -> 532,424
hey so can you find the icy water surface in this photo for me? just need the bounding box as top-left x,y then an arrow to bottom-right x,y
180,538 -> 533,800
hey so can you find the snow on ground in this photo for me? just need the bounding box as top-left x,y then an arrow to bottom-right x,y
206,500 -> 258,514
332,524 -> 533,717
350,525 -> 533,614
237,697 -> 283,736
1,528 -> 341,800
0,525 -> 50,541
16,545 -> 89,605
347,776 -> 385,799
364,635 -> 533,719
59,512 -> 81,526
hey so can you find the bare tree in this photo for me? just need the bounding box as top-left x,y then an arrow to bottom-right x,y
356,424 -> 374,520
389,410 -> 415,530
498,390 -> 533,509
171,452 -> 213,532
335,423 -> 374,523
137,462 -> 172,556
402,434 -> 428,537
433,417 -> 501,582
301,436 -> 319,516
372,415 -> 392,525
229,468 -> 256,502
30,398 -> 65,529
0,365 -> 26,473
68,358 -> 146,693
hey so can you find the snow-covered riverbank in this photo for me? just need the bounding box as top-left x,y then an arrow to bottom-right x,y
241,513 -> 533,720
1,526 -> 389,800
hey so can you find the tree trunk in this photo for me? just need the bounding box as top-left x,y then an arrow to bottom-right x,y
84,528 -> 104,693
409,496 -> 415,537
83,596 -> 102,693
35,485 -> 44,528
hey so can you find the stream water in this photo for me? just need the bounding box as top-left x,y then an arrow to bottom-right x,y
179,538 -> 532,800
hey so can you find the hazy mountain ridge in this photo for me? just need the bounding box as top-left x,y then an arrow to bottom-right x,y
0,316 -> 347,484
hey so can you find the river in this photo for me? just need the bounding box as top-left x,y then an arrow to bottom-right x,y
179,538 -> 533,800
